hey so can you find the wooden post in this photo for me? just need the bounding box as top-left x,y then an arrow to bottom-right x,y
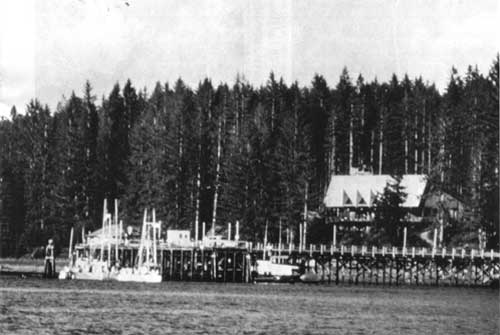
389,255 -> 393,285
195,220 -> 199,242
161,250 -> 165,280
180,250 -> 184,280
232,251 -> 236,283
190,250 -> 195,280
223,250 -> 228,283
235,220 -> 240,241
395,259 -> 399,285
107,214 -> 111,268
415,258 -> 419,285
432,228 -> 437,251
264,221 -> 268,246
278,218 -> 282,259
299,224 -> 303,253
303,223 -> 307,252
335,255 -> 340,285
202,222 -> 206,242
383,257 -> 387,285
119,220 -> 123,244
303,182 -> 308,251
328,257 -> 332,284
435,257 -> 439,286
201,249 -> 205,280
114,199 -> 118,264
409,258 -> 413,285
68,227 -> 74,262
228,222 -> 232,241
169,249 -> 174,280
101,199 -> 107,261
403,226 -> 407,251
212,252 -> 217,281
243,253 -> 247,283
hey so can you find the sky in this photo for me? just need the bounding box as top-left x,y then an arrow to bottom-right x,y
0,0 -> 498,118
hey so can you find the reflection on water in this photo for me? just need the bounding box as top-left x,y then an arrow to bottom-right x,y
0,276 -> 498,335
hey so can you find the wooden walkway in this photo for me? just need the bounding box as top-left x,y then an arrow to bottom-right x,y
84,243 -> 499,286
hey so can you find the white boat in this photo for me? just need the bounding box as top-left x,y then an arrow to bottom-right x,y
60,199 -> 124,281
299,271 -> 322,283
255,256 -> 299,282
115,208 -> 162,283
59,259 -> 111,281
115,266 -> 162,283
299,259 -> 323,283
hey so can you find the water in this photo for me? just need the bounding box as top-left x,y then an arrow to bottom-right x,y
0,277 -> 498,335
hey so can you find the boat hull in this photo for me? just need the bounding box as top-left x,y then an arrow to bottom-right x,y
115,272 -> 162,283
299,272 -> 322,283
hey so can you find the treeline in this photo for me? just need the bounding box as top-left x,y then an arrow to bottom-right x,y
0,57 -> 498,254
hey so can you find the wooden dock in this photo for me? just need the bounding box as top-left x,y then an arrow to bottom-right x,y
252,244 -> 500,287
70,242 -> 500,287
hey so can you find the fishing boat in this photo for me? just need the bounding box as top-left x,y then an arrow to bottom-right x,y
254,255 -> 300,283
115,209 -> 162,283
59,199 -> 123,281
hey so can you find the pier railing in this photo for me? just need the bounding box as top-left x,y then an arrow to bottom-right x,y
70,241 -> 499,286
250,243 -> 500,260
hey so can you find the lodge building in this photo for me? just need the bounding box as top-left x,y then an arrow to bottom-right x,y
323,172 -> 466,228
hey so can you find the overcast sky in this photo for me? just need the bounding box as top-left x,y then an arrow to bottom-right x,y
0,0 -> 498,118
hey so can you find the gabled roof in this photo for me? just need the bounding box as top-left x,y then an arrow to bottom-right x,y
324,174 -> 428,208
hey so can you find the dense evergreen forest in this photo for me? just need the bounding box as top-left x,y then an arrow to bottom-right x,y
0,56 -> 498,255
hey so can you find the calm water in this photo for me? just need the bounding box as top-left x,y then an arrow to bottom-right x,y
0,277 -> 498,335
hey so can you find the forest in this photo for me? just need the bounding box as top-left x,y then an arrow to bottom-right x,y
0,56 -> 498,255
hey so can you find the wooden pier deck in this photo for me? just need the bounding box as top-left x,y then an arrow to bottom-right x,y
71,242 -> 499,287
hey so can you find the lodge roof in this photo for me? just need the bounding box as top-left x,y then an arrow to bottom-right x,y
324,174 -> 428,208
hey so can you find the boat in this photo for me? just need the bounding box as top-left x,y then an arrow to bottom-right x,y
59,258 -> 111,281
115,266 -> 161,283
115,208 -> 162,283
253,221 -> 300,283
59,199 -> 123,281
299,259 -> 323,283
299,271 -> 322,283
254,255 -> 300,283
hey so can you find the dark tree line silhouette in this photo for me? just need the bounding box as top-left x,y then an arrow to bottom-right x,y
0,56 -> 498,255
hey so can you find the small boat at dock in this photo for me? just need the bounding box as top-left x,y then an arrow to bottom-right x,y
114,209 -> 162,283
254,256 -> 300,283
60,200 -> 163,283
